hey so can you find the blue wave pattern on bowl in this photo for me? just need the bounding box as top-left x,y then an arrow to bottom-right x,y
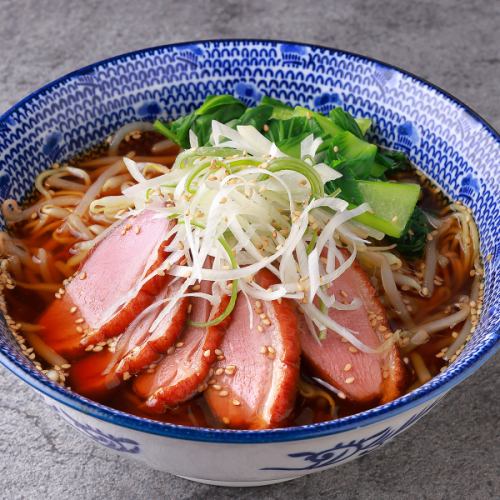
48,404 -> 140,454
261,401 -> 438,470
0,41 -> 498,447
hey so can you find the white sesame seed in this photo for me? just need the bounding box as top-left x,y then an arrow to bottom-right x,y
203,349 -> 211,358
345,377 -> 355,384
225,365 -> 236,375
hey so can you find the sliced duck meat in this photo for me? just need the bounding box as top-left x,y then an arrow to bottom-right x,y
114,278 -> 189,376
69,349 -> 120,401
299,251 -> 406,405
68,280 -> 189,399
38,210 -> 173,358
204,269 -> 301,429
133,280 -> 231,413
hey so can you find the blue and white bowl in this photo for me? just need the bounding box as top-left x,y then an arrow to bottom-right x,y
0,40 -> 498,487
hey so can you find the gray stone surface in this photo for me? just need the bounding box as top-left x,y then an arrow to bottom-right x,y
0,0 -> 498,498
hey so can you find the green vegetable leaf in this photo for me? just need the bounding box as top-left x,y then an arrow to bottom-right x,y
329,107 -> 364,139
355,117 -> 372,136
195,95 -> 246,116
390,206 -> 431,258
236,104 -> 273,129
260,96 -> 295,119
155,94 -> 247,148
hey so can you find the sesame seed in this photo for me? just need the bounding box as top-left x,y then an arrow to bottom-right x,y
215,368 -> 224,375
76,326 -> 83,333
268,346 -> 276,355
54,293 -> 61,299
47,370 -> 60,382
212,384 -> 221,391
75,318 -> 84,324
219,390 -> 229,397
257,325 -> 264,332
134,226 -> 141,234
175,342 -> 184,348
217,354 -> 225,361
167,346 -> 175,355
348,346 -> 358,353
93,345 -> 103,352
79,272 -> 87,280
70,306 -> 77,314
232,399 -> 241,406
345,377 -> 355,384
225,365 -> 236,375
215,348 -> 223,356
192,284 -> 201,291
123,371 -> 131,381
338,391 -> 347,400
85,345 -> 94,351
344,363 -> 352,371
203,349 -> 211,358
260,346 -> 267,354
255,300 -> 262,309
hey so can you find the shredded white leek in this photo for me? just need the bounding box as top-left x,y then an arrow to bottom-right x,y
90,122 -> 386,352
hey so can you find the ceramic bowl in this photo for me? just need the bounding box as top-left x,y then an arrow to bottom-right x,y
0,40 -> 498,487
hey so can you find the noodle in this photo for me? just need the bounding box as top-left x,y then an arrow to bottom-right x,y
109,122 -> 155,155
151,138 -> 175,154
410,351 -> 432,384
24,331 -> 68,367
380,256 -> 414,327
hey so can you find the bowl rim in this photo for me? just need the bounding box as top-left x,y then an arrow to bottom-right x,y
0,39 -> 498,444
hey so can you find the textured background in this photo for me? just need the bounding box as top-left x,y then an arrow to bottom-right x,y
0,0 -> 499,498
